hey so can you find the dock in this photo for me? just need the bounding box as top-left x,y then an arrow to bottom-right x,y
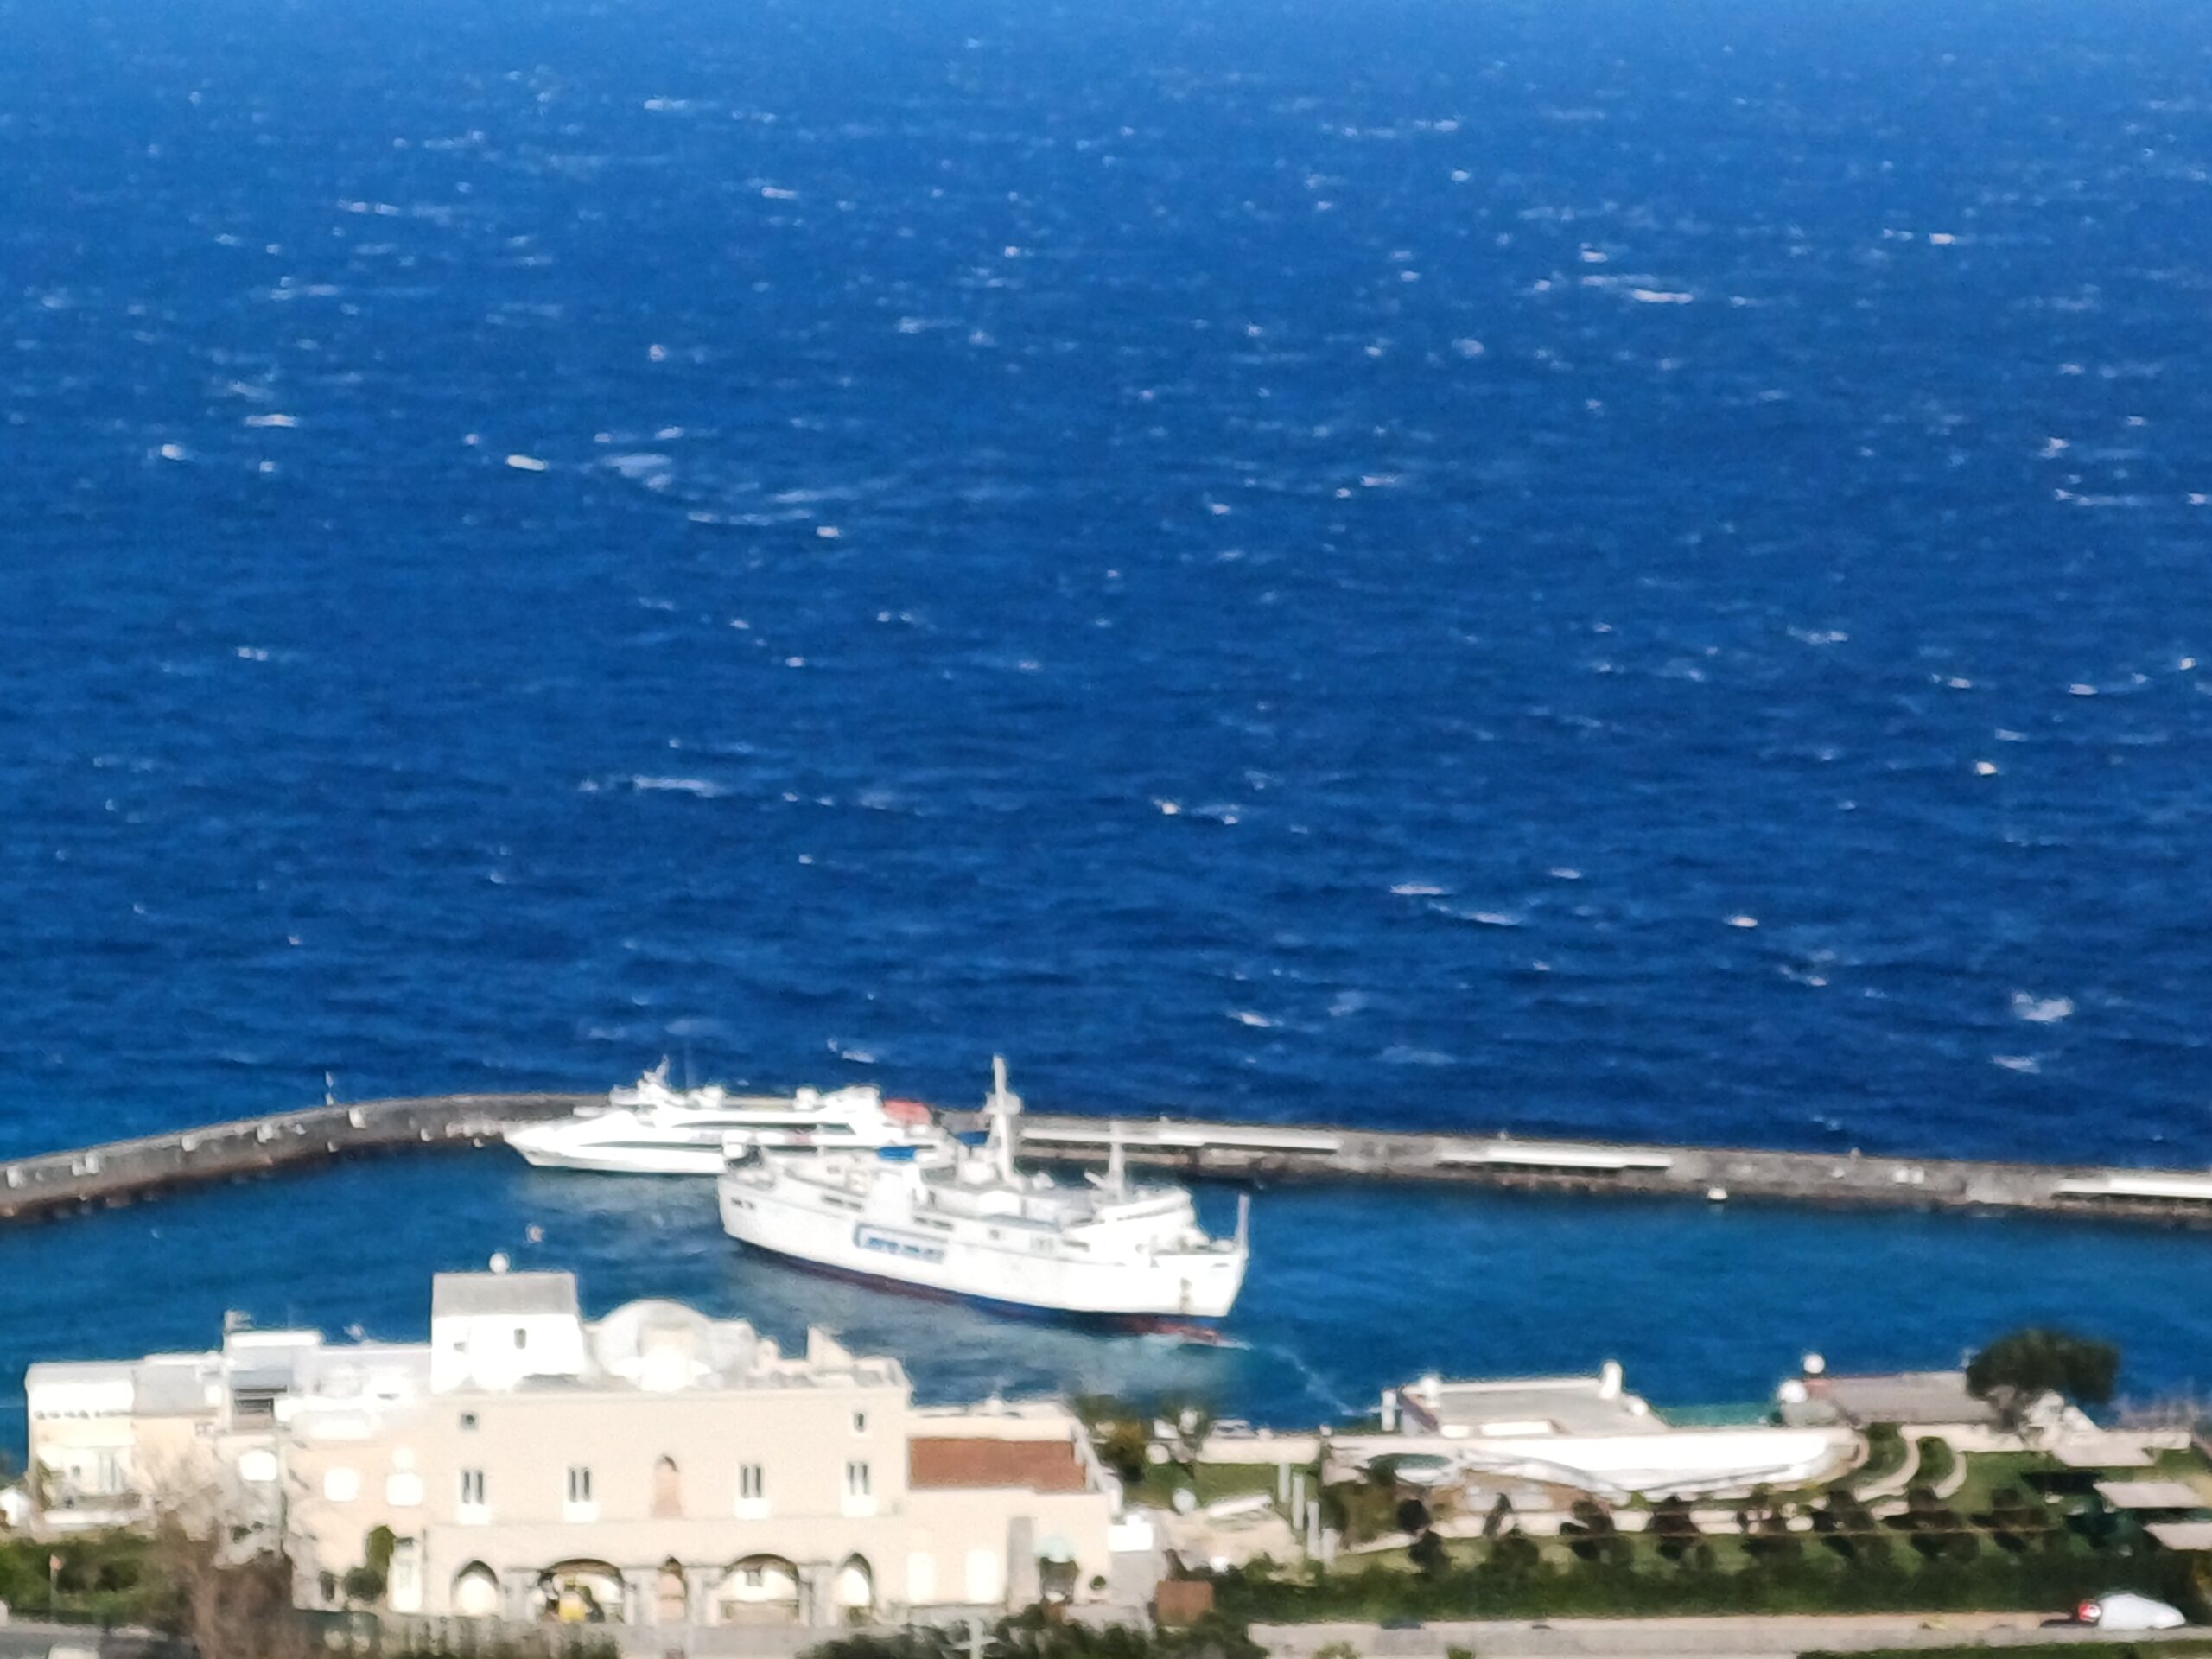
961,1112 -> 2212,1227
0,1092 -> 589,1222
3,1092 -> 2211,1229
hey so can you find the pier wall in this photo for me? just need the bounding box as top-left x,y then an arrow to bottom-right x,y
0,1092 -> 590,1222
964,1114 -> 2212,1229
4,1093 -> 2212,1230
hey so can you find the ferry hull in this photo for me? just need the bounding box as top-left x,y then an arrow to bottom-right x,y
724,1236 -> 1231,1333
717,1178 -> 1245,1319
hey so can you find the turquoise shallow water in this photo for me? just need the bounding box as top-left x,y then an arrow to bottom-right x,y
3,0 -> 2212,1440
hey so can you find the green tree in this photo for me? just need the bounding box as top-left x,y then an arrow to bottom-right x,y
1648,1495 -> 1702,1563
1098,1420 -> 1153,1485
1070,1395 -> 1157,1485
1156,1397 -> 1216,1475
340,1524 -> 397,1605
1966,1328 -> 2120,1422
1480,1493 -> 1514,1540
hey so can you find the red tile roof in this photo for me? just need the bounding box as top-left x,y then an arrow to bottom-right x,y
908,1436 -> 1090,1492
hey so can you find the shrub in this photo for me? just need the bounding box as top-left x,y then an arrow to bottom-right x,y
1915,1438 -> 1959,1491
1648,1496 -> 1701,1562
1856,1423 -> 1907,1486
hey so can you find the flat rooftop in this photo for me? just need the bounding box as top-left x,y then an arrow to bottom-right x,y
2095,1479 -> 2208,1511
1398,1370 -> 1657,1439
431,1270 -> 579,1319
1780,1370 -> 1999,1428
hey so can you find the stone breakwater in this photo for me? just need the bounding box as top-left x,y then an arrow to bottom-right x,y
0,1093 -> 589,1221
7,1095 -> 2212,1229
950,1112 -> 2212,1228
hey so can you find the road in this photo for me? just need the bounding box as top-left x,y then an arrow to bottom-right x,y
1253,1613 -> 2206,1656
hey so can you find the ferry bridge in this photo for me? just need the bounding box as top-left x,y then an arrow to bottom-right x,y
4,1091 -> 2212,1229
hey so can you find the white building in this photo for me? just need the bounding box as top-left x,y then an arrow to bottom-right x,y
27,1318 -> 321,1535
1363,1363 -> 1856,1502
28,1270 -> 1128,1628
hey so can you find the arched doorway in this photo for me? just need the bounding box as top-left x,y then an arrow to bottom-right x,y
712,1554 -> 800,1624
655,1558 -> 689,1624
834,1554 -> 874,1621
537,1560 -> 623,1623
652,1454 -> 683,1517
452,1561 -> 500,1618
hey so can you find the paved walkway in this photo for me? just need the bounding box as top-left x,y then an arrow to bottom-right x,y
1254,1613 -> 2204,1657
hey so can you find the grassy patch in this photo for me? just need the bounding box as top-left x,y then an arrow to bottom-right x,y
1127,1461 -> 1292,1510
2146,1446 -> 2212,1491
1948,1449 -> 2065,1519
1214,1529 -> 2206,1624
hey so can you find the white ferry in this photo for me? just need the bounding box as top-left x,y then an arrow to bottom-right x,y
505,1061 -> 938,1175
715,1058 -> 1249,1321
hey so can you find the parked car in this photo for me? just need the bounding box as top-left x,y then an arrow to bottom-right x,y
2075,1592 -> 2187,1631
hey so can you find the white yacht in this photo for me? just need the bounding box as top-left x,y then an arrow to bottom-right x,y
715,1058 -> 1249,1322
505,1061 -> 940,1175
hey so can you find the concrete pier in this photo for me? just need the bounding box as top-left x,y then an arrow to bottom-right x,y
971,1113 -> 2212,1228
0,1092 -> 588,1222
4,1092 -> 2212,1230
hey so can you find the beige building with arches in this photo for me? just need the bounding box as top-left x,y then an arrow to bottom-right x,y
29,1270 -> 1127,1628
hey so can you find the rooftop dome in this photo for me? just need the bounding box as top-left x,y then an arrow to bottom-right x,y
592,1299 -> 720,1391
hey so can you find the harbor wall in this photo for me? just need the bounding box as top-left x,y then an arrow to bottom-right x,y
5,1092 -> 2212,1230
968,1112 -> 2212,1229
0,1092 -> 589,1222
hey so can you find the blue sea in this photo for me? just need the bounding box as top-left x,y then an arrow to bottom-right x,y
3,0 -> 2212,1442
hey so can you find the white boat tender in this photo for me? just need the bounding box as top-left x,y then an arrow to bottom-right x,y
505,1061 -> 939,1175
715,1058 -> 1249,1320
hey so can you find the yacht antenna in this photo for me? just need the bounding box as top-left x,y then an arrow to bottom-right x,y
1106,1122 -> 1127,1194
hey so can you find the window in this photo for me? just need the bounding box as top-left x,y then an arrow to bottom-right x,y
845,1460 -> 871,1498
513,1326 -> 528,1349
567,1466 -> 592,1504
652,1455 -> 682,1518
852,1410 -> 867,1434
321,1466 -> 359,1503
741,1566 -> 764,1590
739,1464 -> 765,1500
459,1469 -> 486,1506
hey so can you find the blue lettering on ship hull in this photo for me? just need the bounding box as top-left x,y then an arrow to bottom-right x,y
854,1224 -> 945,1263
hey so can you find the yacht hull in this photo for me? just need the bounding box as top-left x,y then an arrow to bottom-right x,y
507,1132 -> 725,1175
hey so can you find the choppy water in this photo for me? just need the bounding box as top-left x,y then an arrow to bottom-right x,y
3,0 -> 2211,1438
